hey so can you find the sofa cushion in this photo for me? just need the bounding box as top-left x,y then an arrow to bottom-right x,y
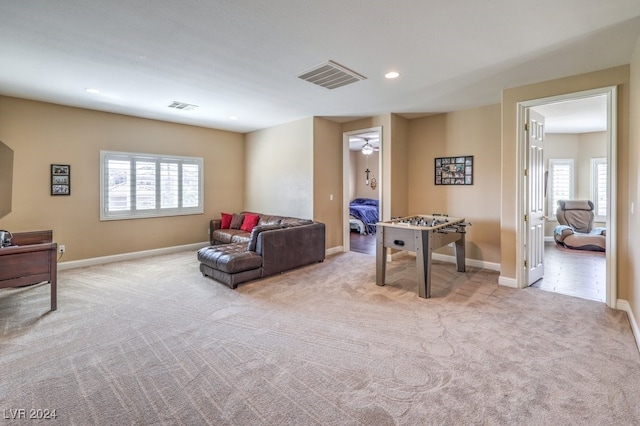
220,212 -> 232,229
247,224 -> 283,252
230,233 -> 251,243
241,213 -> 260,232
212,228 -> 250,244
258,215 -> 284,226
281,218 -> 314,227
230,213 -> 245,229
197,243 -> 262,274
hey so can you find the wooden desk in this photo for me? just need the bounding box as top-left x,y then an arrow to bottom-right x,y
0,230 -> 57,311
376,216 -> 467,298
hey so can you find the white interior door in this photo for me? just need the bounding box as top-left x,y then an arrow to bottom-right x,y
526,109 -> 545,285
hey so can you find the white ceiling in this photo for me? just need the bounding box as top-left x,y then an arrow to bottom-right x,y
533,95 -> 608,133
1,1 -> 639,134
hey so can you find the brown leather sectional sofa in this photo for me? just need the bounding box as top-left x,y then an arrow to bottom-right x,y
197,212 -> 325,289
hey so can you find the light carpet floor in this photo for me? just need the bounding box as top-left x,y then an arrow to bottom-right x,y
1,250 -> 639,425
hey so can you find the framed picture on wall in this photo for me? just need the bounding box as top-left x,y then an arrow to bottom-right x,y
51,164 -> 70,195
435,156 -> 473,185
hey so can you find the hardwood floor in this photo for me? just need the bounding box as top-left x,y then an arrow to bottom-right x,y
531,241 -> 606,302
350,231 -> 376,256
351,233 -> 606,303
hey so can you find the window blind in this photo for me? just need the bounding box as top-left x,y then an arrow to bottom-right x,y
100,151 -> 203,221
592,158 -> 607,221
548,159 -> 574,219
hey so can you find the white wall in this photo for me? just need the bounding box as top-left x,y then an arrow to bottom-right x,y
245,118 -> 314,219
544,131 -> 607,234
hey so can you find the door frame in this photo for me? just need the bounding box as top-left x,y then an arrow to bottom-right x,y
342,126 -> 382,252
516,86 -> 617,308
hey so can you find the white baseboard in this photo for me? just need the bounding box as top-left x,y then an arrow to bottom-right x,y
326,246 -> 344,256
387,251 -> 500,273
62,243 -> 349,270
616,299 -> 640,353
498,275 -> 518,288
432,253 -> 501,272
58,242 -> 209,271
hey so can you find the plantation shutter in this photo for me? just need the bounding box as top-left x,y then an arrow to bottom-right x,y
100,151 -> 203,221
548,159 -> 574,220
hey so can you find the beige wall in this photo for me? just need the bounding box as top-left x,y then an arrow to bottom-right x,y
501,66 -> 630,295
628,37 -> 640,320
408,105 -> 502,264
0,96 -> 244,261
245,117 -> 314,219
0,140 -> 13,218
351,150 -> 379,199
577,132 -> 607,198
312,117 -> 343,249
348,151 -> 357,201
390,114 -> 409,218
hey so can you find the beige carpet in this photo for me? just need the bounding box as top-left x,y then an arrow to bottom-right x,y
1,250 -> 639,425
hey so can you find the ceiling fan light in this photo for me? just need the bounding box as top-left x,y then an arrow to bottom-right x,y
361,142 -> 374,155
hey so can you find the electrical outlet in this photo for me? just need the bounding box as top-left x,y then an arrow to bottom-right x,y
58,245 -> 66,254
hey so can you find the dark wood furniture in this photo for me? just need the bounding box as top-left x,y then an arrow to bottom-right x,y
0,230 -> 57,311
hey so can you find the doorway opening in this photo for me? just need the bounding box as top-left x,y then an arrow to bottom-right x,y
517,87 -> 617,307
342,127 -> 382,255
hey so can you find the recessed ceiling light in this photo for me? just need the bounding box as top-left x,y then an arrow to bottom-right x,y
85,88 -> 101,94
385,71 -> 400,79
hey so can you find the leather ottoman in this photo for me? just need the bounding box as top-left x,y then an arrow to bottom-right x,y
197,243 -> 262,289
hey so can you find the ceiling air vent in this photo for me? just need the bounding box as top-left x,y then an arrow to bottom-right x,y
168,101 -> 198,111
297,60 -> 367,90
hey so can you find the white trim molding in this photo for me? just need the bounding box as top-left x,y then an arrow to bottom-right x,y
498,275 -> 518,288
616,299 -> 640,354
58,242 -> 209,271
388,251 -> 500,273
326,246 -> 344,256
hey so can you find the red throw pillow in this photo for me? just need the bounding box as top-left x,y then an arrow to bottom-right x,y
241,213 -> 260,232
220,212 -> 233,229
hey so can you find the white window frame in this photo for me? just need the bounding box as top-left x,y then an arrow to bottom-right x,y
547,158 -> 574,221
100,150 -> 204,221
591,157 -> 607,222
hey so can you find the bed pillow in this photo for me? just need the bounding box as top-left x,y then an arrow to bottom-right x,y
241,213 -> 260,232
220,212 -> 233,229
230,213 -> 245,229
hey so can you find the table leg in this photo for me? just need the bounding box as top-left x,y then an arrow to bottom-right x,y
376,226 -> 387,286
415,230 -> 432,298
454,234 -> 466,272
50,246 -> 57,311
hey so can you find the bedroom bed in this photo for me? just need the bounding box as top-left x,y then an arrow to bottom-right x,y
350,217 -> 367,234
349,198 -> 379,234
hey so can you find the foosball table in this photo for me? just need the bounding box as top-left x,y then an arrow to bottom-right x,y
375,215 -> 468,298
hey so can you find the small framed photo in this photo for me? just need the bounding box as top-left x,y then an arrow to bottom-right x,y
51,164 -> 70,195
434,156 -> 473,185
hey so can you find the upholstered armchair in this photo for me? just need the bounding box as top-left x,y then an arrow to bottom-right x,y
553,200 -> 606,252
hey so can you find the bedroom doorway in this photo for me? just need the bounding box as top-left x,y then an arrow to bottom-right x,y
517,87 -> 617,307
342,127 -> 382,255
